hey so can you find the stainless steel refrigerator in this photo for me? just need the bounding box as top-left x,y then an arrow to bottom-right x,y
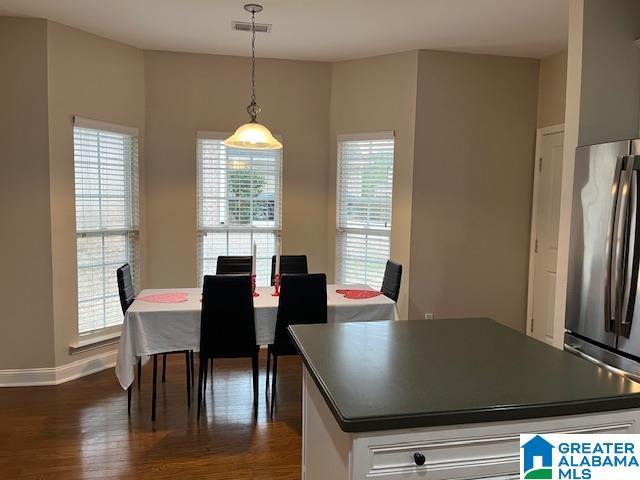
565,139 -> 640,380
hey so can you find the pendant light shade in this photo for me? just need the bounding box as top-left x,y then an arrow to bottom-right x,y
225,4 -> 282,151
224,121 -> 283,150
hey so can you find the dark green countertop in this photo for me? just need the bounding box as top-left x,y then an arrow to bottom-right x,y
289,318 -> 640,433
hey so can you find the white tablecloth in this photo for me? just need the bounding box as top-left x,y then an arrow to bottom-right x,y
115,284 -> 398,389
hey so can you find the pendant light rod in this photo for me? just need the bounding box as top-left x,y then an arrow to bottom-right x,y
244,4 -> 263,122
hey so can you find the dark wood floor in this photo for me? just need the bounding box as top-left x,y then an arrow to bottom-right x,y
0,353 -> 303,479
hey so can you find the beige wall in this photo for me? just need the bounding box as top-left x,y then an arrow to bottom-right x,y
1,16 -> 544,372
47,22 -> 146,366
0,18 -> 55,369
408,50 -> 540,331
328,52 -> 419,319
144,51 -> 331,288
537,51 -> 568,128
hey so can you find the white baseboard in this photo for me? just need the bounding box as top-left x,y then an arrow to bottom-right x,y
0,349 -> 117,387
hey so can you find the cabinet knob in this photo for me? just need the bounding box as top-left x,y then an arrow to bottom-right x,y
413,452 -> 426,466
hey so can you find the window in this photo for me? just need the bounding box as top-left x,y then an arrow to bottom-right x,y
73,117 -> 140,335
336,132 -> 395,289
197,132 -> 282,286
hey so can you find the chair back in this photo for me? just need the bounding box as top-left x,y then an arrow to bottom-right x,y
270,255 -> 308,285
381,260 -> 403,302
216,256 -> 252,275
273,273 -> 327,355
200,275 -> 256,359
116,263 -> 135,314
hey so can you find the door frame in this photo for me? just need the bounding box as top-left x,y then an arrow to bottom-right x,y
526,124 -> 565,343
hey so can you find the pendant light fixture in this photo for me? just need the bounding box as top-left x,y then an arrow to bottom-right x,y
224,4 -> 282,150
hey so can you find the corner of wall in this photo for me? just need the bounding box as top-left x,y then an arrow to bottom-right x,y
327,51 -> 420,318
551,0 -> 584,350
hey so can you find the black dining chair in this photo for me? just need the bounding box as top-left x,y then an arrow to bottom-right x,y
210,255 -> 254,376
270,255 -> 308,286
197,274 -> 259,419
117,264 -> 194,421
381,260 -> 403,302
267,273 -> 327,416
216,256 -> 253,275
117,264 -> 141,415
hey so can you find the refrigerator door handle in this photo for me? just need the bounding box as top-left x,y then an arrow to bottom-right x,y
620,157 -> 640,338
605,155 -> 625,332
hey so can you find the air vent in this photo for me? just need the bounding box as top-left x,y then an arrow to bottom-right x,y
231,21 -> 272,33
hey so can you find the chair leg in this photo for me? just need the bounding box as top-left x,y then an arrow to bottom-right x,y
162,353 -> 167,382
203,354 -> 208,392
252,352 -> 259,413
270,354 -> 278,417
265,348 -> 271,387
209,358 -> 213,395
190,351 -> 195,387
151,354 -> 158,422
127,385 -> 132,416
197,355 -> 205,420
185,351 -> 191,410
137,358 -> 142,390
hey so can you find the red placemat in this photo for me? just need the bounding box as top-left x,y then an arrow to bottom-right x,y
137,292 -> 189,303
336,289 -> 383,300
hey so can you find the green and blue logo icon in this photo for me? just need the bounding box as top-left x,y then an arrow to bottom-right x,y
521,435 -> 554,479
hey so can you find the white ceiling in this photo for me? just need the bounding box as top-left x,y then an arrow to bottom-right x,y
0,0 -> 569,61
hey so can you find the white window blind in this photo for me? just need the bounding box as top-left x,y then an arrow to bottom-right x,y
336,132 -> 395,289
197,132 -> 282,286
73,117 -> 140,335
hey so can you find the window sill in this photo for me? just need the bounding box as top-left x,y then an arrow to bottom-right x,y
69,331 -> 121,355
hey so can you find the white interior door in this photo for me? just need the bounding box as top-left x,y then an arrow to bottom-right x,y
528,129 -> 564,345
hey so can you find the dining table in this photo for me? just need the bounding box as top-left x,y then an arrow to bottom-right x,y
115,284 -> 399,389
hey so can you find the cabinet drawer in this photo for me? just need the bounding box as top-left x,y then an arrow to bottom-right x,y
364,435 -> 519,479
353,413 -> 637,480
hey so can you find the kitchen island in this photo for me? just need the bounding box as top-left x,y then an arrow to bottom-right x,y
289,318 -> 640,480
